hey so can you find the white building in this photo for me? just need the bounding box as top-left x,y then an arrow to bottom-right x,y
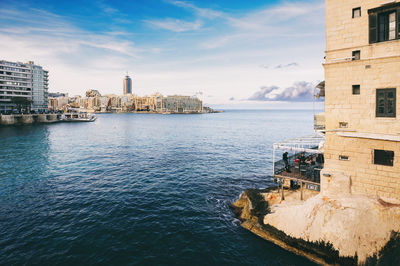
0,60 -> 32,112
0,60 -> 48,112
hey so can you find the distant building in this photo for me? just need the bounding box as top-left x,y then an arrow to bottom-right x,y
162,95 -> 202,113
27,61 -> 48,112
86,89 -> 101,97
46,90 -> 203,114
0,60 -> 48,112
123,74 -> 132,95
0,60 -> 32,112
48,92 -> 68,98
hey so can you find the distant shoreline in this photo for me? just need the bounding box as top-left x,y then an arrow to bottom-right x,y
93,110 -> 224,115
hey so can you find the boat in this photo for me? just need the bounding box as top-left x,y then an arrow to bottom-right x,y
60,113 -> 97,122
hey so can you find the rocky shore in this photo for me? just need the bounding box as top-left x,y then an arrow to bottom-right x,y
232,188 -> 400,265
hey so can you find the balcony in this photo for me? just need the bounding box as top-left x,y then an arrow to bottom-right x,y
273,133 -> 325,196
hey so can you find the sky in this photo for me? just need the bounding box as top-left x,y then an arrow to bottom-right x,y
0,0 -> 325,109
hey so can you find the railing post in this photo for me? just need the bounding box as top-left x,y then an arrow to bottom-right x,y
300,181 -> 304,201
277,179 -> 280,193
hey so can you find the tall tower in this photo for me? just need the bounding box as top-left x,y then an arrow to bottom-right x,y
123,73 -> 132,95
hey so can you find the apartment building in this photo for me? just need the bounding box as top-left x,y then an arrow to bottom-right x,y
0,60 -> 48,112
0,60 -> 32,112
322,0 -> 400,199
27,61 -> 49,112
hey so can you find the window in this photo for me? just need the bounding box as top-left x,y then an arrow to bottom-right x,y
352,50 -> 360,60
374,149 -> 394,166
339,122 -> 348,128
376,88 -> 396,117
353,7 -> 361,18
339,155 -> 349,161
369,3 -> 400,43
378,11 -> 397,41
352,85 -> 360,95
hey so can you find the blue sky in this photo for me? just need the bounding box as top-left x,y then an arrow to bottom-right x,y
0,0 -> 325,108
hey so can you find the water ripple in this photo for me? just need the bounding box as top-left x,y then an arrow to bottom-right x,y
0,110 -> 316,265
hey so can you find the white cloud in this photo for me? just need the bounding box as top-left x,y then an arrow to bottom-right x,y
167,0 -> 224,19
144,18 -> 202,32
0,1 -> 325,107
227,1 -> 324,30
248,81 -> 318,102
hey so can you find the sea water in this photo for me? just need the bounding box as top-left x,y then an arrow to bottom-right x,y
0,110 -> 317,265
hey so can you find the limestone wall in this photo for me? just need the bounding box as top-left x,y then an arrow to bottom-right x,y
325,0 -> 400,53
324,0 -> 400,200
323,133 -> 400,199
324,57 -> 400,135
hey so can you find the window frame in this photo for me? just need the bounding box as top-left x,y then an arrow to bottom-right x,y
352,50 -> 361,60
378,11 -> 397,42
376,88 -> 396,118
369,3 -> 400,43
352,7 -> 361,18
352,85 -> 360,95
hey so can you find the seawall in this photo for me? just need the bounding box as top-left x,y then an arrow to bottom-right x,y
0,113 -> 86,126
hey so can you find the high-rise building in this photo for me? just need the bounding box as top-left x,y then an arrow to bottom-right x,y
27,61 -> 49,112
0,60 -> 48,113
123,74 -> 132,95
0,60 -> 32,112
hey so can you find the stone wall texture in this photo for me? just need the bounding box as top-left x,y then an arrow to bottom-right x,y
324,0 -> 400,199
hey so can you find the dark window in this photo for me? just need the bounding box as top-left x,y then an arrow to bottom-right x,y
376,88 -> 396,117
339,155 -> 349,161
369,4 -> 400,43
352,50 -> 360,60
374,149 -> 394,166
378,11 -> 396,41
353,7 -> 361,18
352,85 -> 360,95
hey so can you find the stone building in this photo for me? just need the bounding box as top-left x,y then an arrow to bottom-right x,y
322,0 -> 400,199
86,89 -> 101,97
162,95 -> 202,113
239,1 -> 400,263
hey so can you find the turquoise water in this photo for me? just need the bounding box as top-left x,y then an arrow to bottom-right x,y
0,110 -> 317,265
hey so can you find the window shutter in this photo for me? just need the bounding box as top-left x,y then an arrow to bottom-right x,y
398,9 -> 400,39
369,13 -> 378,43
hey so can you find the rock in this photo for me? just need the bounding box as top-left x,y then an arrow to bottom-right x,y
233,188 -> 400,265
263,193 -> 400,264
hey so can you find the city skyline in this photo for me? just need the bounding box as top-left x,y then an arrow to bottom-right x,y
0,0 -> 325,109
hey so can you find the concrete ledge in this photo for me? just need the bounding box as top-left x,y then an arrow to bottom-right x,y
337,131 -> 400,142
0,115 -> 15,125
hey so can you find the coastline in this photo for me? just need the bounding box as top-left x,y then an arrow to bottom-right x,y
0,110 -> 224,126
232,188 -> 400,265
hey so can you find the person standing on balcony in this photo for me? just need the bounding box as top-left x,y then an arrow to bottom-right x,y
316,153 -> 324,167
283,152 -> 291,173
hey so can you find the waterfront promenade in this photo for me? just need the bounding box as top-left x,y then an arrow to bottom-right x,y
0,113 -> 94,125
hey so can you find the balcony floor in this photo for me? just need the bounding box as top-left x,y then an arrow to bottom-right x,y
275,165 -> 321,185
